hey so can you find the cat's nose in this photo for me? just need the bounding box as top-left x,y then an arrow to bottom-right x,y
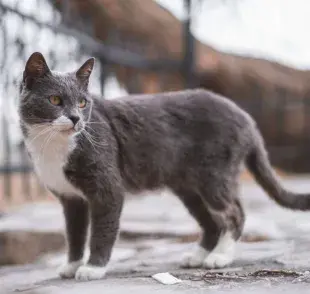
69,115 -> 80,126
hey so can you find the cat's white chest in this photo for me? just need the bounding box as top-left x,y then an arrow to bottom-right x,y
25,130 -> 84,198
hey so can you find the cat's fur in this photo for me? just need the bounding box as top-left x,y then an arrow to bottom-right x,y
19,52 -> 310,281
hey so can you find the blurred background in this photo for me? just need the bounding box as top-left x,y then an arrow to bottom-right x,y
2,0 -> 310,272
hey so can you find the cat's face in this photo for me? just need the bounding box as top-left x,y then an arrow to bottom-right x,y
19,52 -> 95,136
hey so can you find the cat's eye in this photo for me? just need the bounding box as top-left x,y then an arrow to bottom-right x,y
78,98 -> 87,108
49,95 -> 62,106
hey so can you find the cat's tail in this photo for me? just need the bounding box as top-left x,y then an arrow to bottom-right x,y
246,132 -> 310,211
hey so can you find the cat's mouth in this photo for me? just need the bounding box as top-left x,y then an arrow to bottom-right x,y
60,128 -> 76,135
53,123 -> 80,134
51,117 -> 84,134
59,125 -> 84,136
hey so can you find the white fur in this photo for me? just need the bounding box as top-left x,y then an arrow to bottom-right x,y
25,117 -> 84,198
75,265 -> 108,281
182,232 -> 236,269
181,246 -> 209,268
58,260 -> 83,279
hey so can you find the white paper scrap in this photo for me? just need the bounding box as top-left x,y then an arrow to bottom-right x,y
152,272 -> 182,285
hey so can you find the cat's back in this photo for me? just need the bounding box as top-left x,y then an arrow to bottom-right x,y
104,88 -> 254,130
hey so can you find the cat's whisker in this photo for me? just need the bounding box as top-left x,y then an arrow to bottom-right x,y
83,129 -> 108,148
34,127 -> 54,160
85,125 -> 98,135
27,126 -> 53,146
81,130 -> 97,151
39,129 -> 57,166
7,120 -> 52,127
82,128 -> 108,150
40,129 -> 54,154
85,122 -> 107,125
43,130 -> 57,155
52,123 -> 73,127
83,129 -> 100,147
84,126 -> 107,144
29,124 -> 52,131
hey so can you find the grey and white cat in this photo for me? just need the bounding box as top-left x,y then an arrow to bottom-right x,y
19,52 -> 310,281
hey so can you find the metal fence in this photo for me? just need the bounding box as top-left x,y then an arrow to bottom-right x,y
0,0 -> 195,202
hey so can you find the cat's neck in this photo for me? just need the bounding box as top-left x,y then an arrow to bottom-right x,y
25,126 -> 77,163
24,125 -> 84,198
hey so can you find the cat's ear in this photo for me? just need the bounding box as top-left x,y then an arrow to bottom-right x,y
23,52 -> 50,89
76,58 -> 95,89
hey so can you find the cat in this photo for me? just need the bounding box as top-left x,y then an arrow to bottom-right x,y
19,52 -> 310,281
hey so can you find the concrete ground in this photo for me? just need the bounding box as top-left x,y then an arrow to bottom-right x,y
2,177 -> 310,293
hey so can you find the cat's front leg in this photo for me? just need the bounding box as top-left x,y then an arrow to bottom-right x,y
58,196 -> 89,279
75,193 -> 123,281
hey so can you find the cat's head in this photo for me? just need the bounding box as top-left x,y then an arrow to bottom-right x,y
19,52 -> 95,135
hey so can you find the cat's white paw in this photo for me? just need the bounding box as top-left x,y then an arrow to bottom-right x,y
58,260 -> 83,279
203,252 -> 234,269
75,264 -> 107,281
182,232 -> 236,269
203,232 -> 236,269
181,246 -> 208,268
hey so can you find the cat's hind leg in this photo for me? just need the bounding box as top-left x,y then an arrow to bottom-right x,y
202,229 -> 237,269
173,178 -> 244,269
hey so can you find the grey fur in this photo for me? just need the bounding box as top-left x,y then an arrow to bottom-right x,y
19,52 -> 310,277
